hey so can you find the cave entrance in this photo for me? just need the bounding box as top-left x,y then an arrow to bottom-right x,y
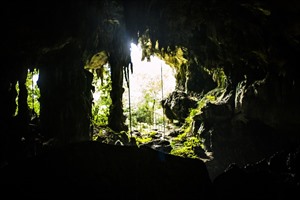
14,68 -> 40,118
123,43 -> 176,134
90,63 -> 111,128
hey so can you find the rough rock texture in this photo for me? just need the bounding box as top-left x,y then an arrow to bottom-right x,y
1,141 -> 299,199
162,90 -> 198,124
0,0 -> 300,195
213,146 -> 300,200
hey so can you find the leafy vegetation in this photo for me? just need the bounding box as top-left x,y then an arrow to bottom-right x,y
87,33 -> 229,161
171,136 -> 203,159
14,68 -> 41,117
206,67 -> 227,88
120,33 -> 229,159
83,50 -> 112,128
169,86 -> 228,159
26,69 -> 40,117
89,64 -> 112,127
14,82 -> 19,116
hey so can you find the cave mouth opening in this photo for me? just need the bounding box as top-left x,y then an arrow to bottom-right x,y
14,68 -> 40,118
123,43 -> 176,133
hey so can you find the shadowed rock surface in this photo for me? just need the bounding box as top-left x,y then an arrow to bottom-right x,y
0,141 -> 212,199
0,0 -> 300,198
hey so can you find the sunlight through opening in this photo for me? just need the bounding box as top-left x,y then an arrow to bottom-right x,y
123,43 -> 176,132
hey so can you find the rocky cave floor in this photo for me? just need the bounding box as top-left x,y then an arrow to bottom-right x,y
0,125 -> 299,199
91,125 -> 300,199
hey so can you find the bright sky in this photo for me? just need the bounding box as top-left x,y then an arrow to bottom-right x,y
33,74 -> 39,83
123,43 -> 176,109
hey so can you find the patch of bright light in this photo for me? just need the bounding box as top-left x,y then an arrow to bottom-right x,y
125,43 -> 176,108
33,74 -> 39,83
93,91 -> 100,102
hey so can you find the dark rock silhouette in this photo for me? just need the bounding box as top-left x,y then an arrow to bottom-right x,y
0,141 -> 212,199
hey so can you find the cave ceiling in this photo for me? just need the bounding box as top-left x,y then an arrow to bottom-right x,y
1,0 -> 300,180
1,0 -> 299,80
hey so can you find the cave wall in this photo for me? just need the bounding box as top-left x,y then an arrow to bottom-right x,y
0,1 -> 107,162
0,0 -> 134,163
131,0 -> 300,136
123,0 -> 300,179
0,0 -> 299,178
37,41 -> 93,145
241,74 -> 300,134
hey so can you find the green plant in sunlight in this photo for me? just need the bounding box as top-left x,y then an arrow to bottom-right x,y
84,51 -> 112,127
170,86 -> 229,159
132,92 -> 156,125
171,146 -> 195,158
149,130 -> 158,137
14,82 -> 19,116
138,31 -> 189,89
92,126 -> 130,145
181,87 -> 228,135
205,95 -> 215,102
206,67 -> 227,88
26,68 -> 40,116
160,46 -> 189,86
172,132 -> 187,143
92,128 -> 107,141
161,46 -> 188,70
139,29 -> 153,62
170,136 -> 202,159
84,51 -> 108,82
90,64 -> 112,127
135,136 -> 152,145
129,129 -> 158,147
181,100 -> 204,136
124,70 -> 165,131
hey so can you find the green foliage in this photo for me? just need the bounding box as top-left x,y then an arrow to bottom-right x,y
26,69 -> 40,116
90,64 -> 112,127
14,82 -> 19,116
160,46 -> 189,87
149,130 -> 158,137
182,87 -> 227,131
84,51 -> 108,71
206,67 -> 228,88
131,129 -> 160,146
92,128 -> 107,141
171,136 -> 203,159
123,65 -> 166,132
92,127 -> 130,145
172,132 -> 187,143
181,98 -> 206,135
135,136 -> 152,145
171,146 -> 195,158
161,46 -> 188,70
170,87 -> 228,159
138,31 -> 189,86
14,68 -> 41,117
139,29 -> 153,62
132,92 -> 155,125
84,51 -> 109,84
